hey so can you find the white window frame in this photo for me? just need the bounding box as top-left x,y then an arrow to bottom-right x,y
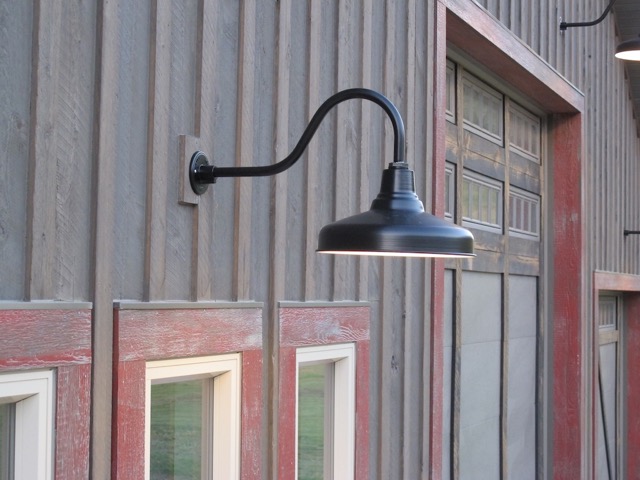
145,354 -> 241,480
295,343 -> 356,480
0,369 -> 55,480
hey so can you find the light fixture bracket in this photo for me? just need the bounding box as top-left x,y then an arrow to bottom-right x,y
560,0 -> 617,31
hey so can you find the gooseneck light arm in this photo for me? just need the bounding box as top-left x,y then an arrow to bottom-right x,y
189,88 -> 405,195
560,0 -> 617,31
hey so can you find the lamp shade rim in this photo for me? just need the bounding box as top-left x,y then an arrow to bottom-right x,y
615,36 -> 640,60
317,209 -> 475,258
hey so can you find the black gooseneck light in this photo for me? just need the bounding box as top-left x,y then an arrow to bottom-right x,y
189,88 -> 474,258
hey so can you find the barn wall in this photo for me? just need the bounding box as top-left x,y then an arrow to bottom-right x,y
2,0 -> 639,477
1,0 -> 438,477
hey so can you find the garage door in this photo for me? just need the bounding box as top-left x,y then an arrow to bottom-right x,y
442,58 -> 543,480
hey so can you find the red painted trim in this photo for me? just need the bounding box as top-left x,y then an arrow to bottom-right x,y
55,364 -> 92,479
551,114 -> 584,478
355,340 -> 370,479
115,308 -> 262,361
277,346 -> 298,479
278,306 -> 370,479
111,359 -> 146,480
430,2 -> 448,477
0,309 -> 91,370
279,306 -> 370,347
625,296 -> 640,479
111,306 -> 263,480
241,348 -> 263,480
0,308 -> 92,478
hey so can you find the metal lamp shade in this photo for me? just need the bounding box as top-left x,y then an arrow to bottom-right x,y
615,35 -> 640,61
317,162 -> 475,257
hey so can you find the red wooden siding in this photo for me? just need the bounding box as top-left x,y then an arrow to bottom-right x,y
551,114 -> 584,479
111,305 -> 263,480
626,295 -> 640,479
278,305 -> 370,479
0,307 -> 92,479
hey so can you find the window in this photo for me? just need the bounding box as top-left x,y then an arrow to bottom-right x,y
0,370 -> 54,480
296,343 -> 356,480
145,354 -> 241,480
461,170 -> 503,232
278,304 -> 370,479
112,304 -> 262,479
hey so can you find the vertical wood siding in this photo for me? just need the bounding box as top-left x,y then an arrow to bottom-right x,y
2,0 -> 639,476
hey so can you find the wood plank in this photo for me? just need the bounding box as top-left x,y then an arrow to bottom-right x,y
111,359 -> 146,480
276,346 -> 297,480
193,0 -> 214,300
144,0 -> 172,300
240,348 -> 263,480
233,0 -> 256,301
0,309 -> 91,369
0,0 -> 32,299
304,0 -> 325,300
357,0 -> 373,301
279,305 -> 370,347
26,0 -> 60,299
115,307 -> 262,360
91,0 -> 122,474
55,364 -> 92,479
355,339 -> 371,479
333,0 -> 358,300
551,113 -> 584,478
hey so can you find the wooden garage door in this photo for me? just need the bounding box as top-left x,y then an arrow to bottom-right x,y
442,59 -> 543,480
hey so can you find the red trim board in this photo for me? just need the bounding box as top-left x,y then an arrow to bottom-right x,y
278,305 -> 370,479
0,307 -> 92,479
111,305 -> 263,480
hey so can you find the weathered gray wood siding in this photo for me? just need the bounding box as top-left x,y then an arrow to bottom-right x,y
2,0 -> 639,477
1,0 -> 437,477
475,0 -> 640,276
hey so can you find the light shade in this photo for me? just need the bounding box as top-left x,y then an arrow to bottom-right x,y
615,35 -> 640,61
317,162 -> 475,257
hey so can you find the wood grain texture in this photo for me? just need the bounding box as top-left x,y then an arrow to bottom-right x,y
233,0 -> 256,301
112,306 -> 263,480
115,307 -> 262,360
111,359 -> 146,480
91,0 -> 121,475
144,0 -> 171,301
0,309 -> 91,369
279,306 -> 370,348
0,308 -> 92,477
278,305 -> 370,479
26,0 -> 96,301
551,113 -> 584,479
276,346 -> 297,480
0,0 -> 31,300
240,348 -> 263,480
55,364 -> 92,479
